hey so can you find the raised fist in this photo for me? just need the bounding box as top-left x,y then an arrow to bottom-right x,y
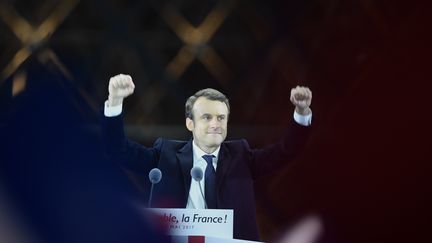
107,74 -> 135,106
290,86 -> 312,115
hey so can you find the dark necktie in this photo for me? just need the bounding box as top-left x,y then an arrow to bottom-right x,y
203,155 -> 217,209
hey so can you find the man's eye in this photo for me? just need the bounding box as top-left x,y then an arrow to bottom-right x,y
217,116 -> 225,121
203,115 -> 210,120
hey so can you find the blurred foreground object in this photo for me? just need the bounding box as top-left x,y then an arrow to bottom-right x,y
277,214 -> 323,243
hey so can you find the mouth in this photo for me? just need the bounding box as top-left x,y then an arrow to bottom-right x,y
207,132 -> 222,135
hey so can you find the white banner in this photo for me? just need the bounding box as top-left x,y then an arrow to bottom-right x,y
147,208 -> 234,239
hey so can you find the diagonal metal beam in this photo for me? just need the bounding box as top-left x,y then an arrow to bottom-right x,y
0,0 -> 79,82
0,4 -> 34,44
161,0 -> 238,86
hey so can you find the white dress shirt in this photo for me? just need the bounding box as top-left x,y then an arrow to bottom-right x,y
186,141 -> 220,209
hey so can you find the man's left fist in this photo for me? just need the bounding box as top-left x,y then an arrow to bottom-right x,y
290,86 -> 312,115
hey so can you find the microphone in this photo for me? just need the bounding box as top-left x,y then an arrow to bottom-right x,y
190,167 -> 207,209
148,168 -> 162,207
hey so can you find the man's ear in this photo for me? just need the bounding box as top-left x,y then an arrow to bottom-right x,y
186,117 -> 194,132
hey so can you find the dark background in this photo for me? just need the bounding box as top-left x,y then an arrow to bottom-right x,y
0,0 -> 431,242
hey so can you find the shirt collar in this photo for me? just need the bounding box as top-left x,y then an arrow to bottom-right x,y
192,140 -> 220,161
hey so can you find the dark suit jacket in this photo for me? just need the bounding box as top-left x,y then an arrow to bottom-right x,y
103,113 -> 311,241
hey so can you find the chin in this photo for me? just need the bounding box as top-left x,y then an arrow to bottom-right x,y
207,140 -> 223,147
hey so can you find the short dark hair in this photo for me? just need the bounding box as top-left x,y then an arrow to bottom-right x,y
185,88 -> 230,120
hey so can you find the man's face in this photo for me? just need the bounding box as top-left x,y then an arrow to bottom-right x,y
186,97 -> 228,153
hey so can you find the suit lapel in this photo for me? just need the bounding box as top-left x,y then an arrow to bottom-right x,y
176,140 -> 193,206
216,142 -> 232,194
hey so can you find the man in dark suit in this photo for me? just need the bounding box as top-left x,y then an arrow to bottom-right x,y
103,74 -> 313,241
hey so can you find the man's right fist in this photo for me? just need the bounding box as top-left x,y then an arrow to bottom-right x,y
107,74 -> 135,106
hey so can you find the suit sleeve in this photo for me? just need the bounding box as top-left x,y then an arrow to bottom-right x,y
245,119 -> 312,179
101,112 -> 160,173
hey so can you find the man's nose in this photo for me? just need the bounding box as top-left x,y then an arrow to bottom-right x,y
209,117 -> 220,128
